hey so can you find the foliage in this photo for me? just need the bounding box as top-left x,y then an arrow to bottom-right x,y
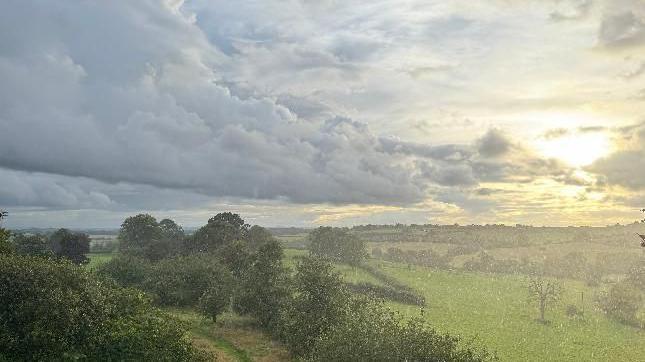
527,275 -> 562,323
50,228 -> 90,264
246,225 -> 276,250
198,275 -> 234,323
96,254 -> 152,288
0,227 -> 12,254
356,262 -> 426,305
277,256 -> 351,358
308,226 -> 367,265
345,281 -> 425,306
144,254 -> 232,307
312,298 -> 493,362
598,281 -> 643,327
565,304 -> 584,319
118,214 -> 182,261
233,239 -> 290,329
187,212 -> 249,253
0,254 -> 208,361
12,233 -> 52,257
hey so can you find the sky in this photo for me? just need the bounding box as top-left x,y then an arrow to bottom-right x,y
1,0 -> 645,229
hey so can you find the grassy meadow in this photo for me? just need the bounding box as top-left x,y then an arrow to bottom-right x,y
282,245 -> 645,361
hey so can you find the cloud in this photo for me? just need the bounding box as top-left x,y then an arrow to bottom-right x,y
549,0 -> 593,22
477,129 -> 514,157
597,6 -> 645,49
587,122 -> 645,189
0,1 -> 434,206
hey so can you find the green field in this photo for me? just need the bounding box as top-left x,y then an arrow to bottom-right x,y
282,249 -> 645,361
349,260 -> 644,361
86,252 -> 115,269
89,249 -> 645,361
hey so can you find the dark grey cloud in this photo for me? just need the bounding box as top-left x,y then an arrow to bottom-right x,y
587,122 -> 645,189
0,1 -> 431,206
477,129 -> 513,157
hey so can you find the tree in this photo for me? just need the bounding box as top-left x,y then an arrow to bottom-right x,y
528,275 -> 562,323
13,234 -> 51,257
50,228 -> 90,264
118,214 -> 181,261
198,277 -> 234,323
0,253 -> 209,361
246,225 -> 275,250
279,256 -> 350,358
233,239 -> 290,329
187,213 -> 249,253
96,254 -> 152,288
144,255 -> 231,307
118,214 -> 163,259
308,227 -> 367,266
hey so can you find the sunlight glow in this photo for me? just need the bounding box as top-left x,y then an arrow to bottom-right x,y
535,132 -> 610,167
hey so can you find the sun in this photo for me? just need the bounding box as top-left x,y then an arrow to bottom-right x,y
536,132 -> 610,167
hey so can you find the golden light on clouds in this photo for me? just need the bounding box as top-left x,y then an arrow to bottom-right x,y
535,132 -> 611,167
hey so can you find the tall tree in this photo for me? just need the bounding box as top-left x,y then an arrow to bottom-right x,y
50,228 -> 90,265
233,239 -> 290,328
187,213 -> 249,253
118,214 -> 181,261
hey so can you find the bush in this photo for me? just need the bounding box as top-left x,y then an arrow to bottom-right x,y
598,281 -> 643,326
312,298 -> 493,362
565,304 -> 584,319
97,254 -> 152,288
0,254 -> 208,361
356,263 -> 426,305
144,254 -> 231,307
345,282 -> 425,306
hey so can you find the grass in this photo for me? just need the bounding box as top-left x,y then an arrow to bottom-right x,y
341,259 -> 645,361
168,309 -> 290,362
86,252 -> 115,269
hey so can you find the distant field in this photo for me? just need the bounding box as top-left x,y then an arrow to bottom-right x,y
86,252 -> 114,269
274,233 -> 309,249
280,248 -> 645,361
345,259 -> 645,361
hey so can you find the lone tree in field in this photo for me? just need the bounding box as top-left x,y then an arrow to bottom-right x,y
528,274 -> 562,323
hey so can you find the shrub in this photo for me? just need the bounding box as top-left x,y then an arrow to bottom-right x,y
97,254 -> 152,288
598,281 -> 643,326
0,254 -> 208,361
345,282 -> 425,306
565,304 -> 584,319
312,297 -> 493,361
